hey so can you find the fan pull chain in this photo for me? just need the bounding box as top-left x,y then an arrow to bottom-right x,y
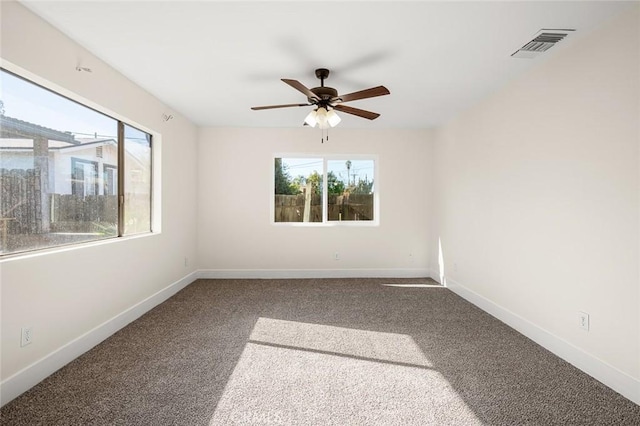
320,128 -> 329,143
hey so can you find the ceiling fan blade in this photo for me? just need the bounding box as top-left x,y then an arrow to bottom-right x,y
335,85 -> 390,103
281,79 -> 320,101
333,104 -> 380,120
251,103 -> 310,110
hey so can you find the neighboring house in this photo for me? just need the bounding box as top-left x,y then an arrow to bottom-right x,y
56,138 -> 118,197
0,115 -> 118,197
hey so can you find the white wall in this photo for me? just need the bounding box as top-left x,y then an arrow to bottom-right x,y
430,6 -> 639,402
198,127 -> 431,277
2,0 -> 637,409
0,1 -> 199,404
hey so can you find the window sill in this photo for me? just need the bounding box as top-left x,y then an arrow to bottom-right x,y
271,221 -> 379,227
0,231 -> 159,263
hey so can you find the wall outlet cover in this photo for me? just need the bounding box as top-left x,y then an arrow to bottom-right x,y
578,311 -> 590,331
21,327 -> 33,347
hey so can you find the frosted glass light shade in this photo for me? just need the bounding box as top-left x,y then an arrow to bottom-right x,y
304,109 -> 318,127
327,109 -> 341,127
316,107 -> 328,127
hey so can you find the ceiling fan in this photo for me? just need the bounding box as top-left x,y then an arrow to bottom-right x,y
251,68 -> 390,128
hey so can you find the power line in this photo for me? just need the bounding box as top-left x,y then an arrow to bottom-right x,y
71,131 -> 148,141
285,160 -> 323,169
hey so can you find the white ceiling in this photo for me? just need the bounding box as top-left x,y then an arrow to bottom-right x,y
22,1 -> 632,129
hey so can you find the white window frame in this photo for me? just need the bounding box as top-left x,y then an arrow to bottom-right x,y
271,153 -> 379,227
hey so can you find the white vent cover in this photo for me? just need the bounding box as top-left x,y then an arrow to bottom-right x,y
512,29 -> 575,59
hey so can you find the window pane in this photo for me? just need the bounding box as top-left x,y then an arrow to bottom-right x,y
123,124 -> 152,234
327,159 -> 375,221
274,158 -> 323,222
0,69 -> 118,255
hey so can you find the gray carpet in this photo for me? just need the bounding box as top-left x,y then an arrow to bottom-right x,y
1,278 -> 639,425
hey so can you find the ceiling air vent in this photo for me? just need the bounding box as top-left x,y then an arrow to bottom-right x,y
511,29 -> 575,59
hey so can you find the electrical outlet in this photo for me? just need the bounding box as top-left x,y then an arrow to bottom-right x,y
21,327 -> 33,347
334,252 -> 340,261
578,311 -> 589,331
453,262 -> 458,272
408,252 -> 414,263
184,257 -> 188,268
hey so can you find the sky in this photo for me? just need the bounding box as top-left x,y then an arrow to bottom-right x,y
1,69 -> 118,139
1,69 -> 151,148
282,157 -> 374,186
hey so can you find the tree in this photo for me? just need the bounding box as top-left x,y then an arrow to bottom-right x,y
274,158 -> 298,195
327,171 -> 345,195
0,100 -> 5,116
306,171 -> 323,195
291,175 -> 306,194
352,176 -> 374,194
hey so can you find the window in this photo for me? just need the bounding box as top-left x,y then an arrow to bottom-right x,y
103,165 -> 117,196
274,158 -> 323,223
327,159 -> 375,222
123,124 -> 152,235
0,68 -> 153,256
71,158 -> 99,196
274,156 -> 377,224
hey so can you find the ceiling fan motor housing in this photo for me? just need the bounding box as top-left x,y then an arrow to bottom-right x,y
309,86 -> 338,104
310,68 -> 338,105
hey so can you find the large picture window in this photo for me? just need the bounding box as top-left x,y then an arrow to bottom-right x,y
274,156 -> 377,224
0,68 -> 153,256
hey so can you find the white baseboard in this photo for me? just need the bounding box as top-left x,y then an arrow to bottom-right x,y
0,271 -> 199,407
444,276 -> 640,406
198,268 -> 430,279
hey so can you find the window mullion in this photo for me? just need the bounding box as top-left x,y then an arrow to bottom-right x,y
323,158 -> 328,223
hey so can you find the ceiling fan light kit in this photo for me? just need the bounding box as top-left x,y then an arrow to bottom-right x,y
304,106 -> 341,129
252,68 -> 389,131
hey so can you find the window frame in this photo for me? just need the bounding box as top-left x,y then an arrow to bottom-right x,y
271,154 -> 379,227
0,64 -> 158,259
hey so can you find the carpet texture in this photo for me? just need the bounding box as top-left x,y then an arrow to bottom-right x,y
1,278 -> 639,425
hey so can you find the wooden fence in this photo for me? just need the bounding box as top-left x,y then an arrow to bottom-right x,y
50,194 -> 117,232
0,168 -> 43,234
274,192 -> 374,222
1,168 -> 117,235
328,193 -> 374,221
275,193 -> 323,222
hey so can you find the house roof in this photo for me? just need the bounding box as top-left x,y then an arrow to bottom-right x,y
0,115 -> 77,144
0,115 -> 119,150
0,138 -> 116,150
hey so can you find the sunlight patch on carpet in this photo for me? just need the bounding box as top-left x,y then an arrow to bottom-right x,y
249,317 -> 431,367
210,318 -> 481,425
